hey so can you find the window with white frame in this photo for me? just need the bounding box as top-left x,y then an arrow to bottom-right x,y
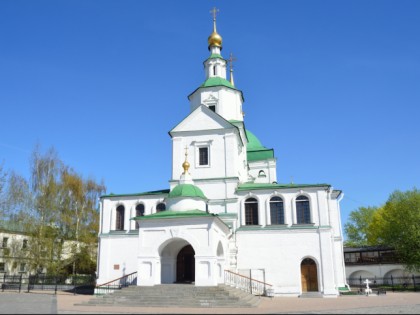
116,205 -> 125,230
245,198 -> 259,225
198,147 -> 209,166
19,263 -> 26,273
296,195 -> 311,224
270,196 -> 284,224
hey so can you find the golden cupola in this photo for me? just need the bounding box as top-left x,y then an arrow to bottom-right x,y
208,8 -> 222,50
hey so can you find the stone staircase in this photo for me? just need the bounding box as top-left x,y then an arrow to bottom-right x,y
78,284 -> 261,308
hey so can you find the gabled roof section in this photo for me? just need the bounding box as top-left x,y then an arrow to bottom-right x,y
169,104 -> 236,135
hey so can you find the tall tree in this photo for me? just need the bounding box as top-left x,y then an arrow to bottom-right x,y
5,145 -> 105,275
57,167 -> 105,275
344,206 -> 378,247
369,188 -> 420,272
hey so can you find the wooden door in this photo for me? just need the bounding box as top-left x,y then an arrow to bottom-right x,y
301,258 -> 318,292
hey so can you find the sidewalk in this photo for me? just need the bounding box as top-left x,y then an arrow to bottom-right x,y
56,291 -> 420,314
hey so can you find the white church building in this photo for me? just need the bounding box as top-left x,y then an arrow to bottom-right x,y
96,10 -> 348,297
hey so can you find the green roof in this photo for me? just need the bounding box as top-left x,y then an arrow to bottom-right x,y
133,209 -> 215,220
246,130 -> 264,151
205,53 -> 225,61
245,130 -> 275,161
101,189 -> 169,199
168,184 -> 207,199
247,149 -> 275,161
201,77 -> 236,89
237,183 -> 331,191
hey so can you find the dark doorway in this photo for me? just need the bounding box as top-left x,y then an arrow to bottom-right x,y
301,258 -> 318,292
176,245 -> 195,283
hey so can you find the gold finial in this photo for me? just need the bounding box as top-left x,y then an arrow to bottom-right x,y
228,53 -> 237,86
208,7 -> 222,49
182,146 -> 190,174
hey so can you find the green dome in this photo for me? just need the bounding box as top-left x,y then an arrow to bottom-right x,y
246,130 -> 265,151
168,184 -> 207,200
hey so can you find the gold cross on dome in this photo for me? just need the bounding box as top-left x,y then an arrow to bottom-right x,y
184,145 -> 188,160
210,7 -> 219,21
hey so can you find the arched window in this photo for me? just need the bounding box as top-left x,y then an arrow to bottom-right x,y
270,196 -> 284,224
244,198 -> 259,225
258,170 -> 266,178
116,205 -> 125,230
156,203 -> 166,212
135,204 -> 145,229
296,195 -> 311,224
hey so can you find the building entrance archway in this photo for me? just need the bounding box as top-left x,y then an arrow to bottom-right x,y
176,245 -> 195,283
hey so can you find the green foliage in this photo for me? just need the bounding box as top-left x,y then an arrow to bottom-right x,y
371,188 -> 420,272
344,206 -> 378,247
3,145 -> 106,276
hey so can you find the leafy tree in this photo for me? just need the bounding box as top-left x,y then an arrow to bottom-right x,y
5,145 -> 105,275
344,206 -> 379,247
369,188 -> 420,272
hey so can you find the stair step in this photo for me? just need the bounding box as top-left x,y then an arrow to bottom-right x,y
85,284 -> 261,308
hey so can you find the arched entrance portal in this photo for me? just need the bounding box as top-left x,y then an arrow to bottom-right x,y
301,258 -> 318,292
176,245 -> 195,283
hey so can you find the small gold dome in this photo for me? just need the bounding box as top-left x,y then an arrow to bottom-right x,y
208,31 -> 222,48
182,160 -> 190,174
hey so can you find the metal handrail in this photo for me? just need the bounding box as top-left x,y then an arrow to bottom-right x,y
224,269 -> 272,296
95,271 -> 137,295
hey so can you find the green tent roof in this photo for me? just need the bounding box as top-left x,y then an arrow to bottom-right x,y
245,130 -> 275,161
200,77 -> 236,89
168,184 -> 207,200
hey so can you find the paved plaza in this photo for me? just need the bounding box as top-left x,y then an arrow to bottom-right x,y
0,291 -> 420,314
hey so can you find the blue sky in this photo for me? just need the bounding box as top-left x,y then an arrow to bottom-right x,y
1,0 -> 419,239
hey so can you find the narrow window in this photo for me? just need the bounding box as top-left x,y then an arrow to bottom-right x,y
0,262 -> 5,272
135,204 -> 145,229
270,196 -> 284,224
213,65 -> 216,76
116,205 -> 125,230
296,195 -> 311,224
209,105 -> 216,112
2,237 -> 8,248
22,239 -> 28,250
19,263 -> 26,273
199,147 -> 209,166
245,198 -> 259,225
156,203 -> 166,212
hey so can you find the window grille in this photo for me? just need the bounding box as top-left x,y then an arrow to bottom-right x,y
245,198 -> 259,225
296,195 -> 311,224
270,196 -> 284,224
116,205 -> 125,230
199,147 -> 209,166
